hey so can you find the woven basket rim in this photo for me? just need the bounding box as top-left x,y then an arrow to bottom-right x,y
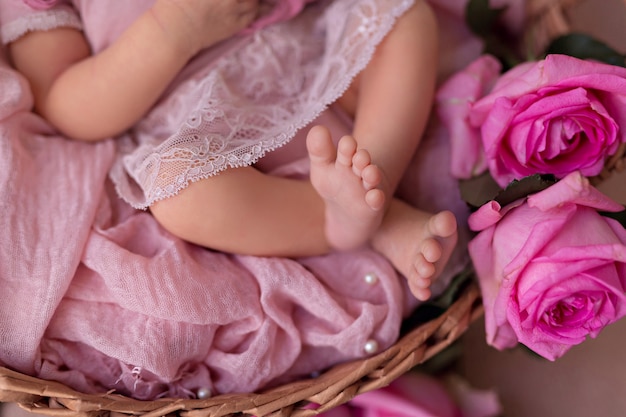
0,283 -> 482,417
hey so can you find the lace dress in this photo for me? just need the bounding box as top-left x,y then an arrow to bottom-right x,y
0,0 -> 414,209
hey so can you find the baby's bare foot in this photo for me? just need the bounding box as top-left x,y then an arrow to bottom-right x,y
407,210 -> 458,301
306,125 -> 386,250
372,204 -> 458,301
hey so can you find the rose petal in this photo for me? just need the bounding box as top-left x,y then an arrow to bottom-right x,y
467,201 -> 502,231
437,54 -> 501,179
350,373 -> 460,417
23,0 -> 58,10
528,171 -> 625,212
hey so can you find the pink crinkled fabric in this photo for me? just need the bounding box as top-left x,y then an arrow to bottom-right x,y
0,63 -> 469,400
0,0 -> 511,401
0,65 -> 412,399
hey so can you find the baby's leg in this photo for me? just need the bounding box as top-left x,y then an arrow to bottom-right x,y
150,166 -> 331,257
306,125 -> 457,300
338,0 -> 438,194
371,200 -> 458,301
151,138 -> 457,300
332,0 -> 450,295
306,125 -> 386,250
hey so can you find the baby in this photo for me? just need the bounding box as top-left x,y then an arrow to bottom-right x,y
3,0 -> 457,300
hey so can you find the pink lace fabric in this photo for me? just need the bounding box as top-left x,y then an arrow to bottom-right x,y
1,0 -> 311,43
0,0 -> 415,209
0,1 -> 81,44
111,0 -> 415,209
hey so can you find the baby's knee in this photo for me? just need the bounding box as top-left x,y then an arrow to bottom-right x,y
148,183 -> 223,244
148,175 -> 246,249
149,193 -> 193,240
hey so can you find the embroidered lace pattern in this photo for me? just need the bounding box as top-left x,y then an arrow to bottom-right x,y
111,0 -> 415,209
1,8 -> 82,44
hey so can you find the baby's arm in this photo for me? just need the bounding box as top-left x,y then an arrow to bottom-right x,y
8,0 -> 258,142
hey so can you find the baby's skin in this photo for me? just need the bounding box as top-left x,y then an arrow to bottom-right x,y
306,126 -> 458,301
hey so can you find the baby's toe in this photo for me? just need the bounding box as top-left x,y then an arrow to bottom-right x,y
361,164 -> 381,190
429,210 -> 457,238
414,252 -> 436,278
336,135 -> 358,166
409,282 -> 432,301
352,149 -> 371,175
364,188 -> 385,211
421,237 -> 443,263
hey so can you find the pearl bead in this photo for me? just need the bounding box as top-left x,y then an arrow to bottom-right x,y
364,272 -> 378,285
364,339 -> 379,354
197,387 -> 212,399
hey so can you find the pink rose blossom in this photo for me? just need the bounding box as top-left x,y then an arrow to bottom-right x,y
23,0 -> 59,10
439,54 -> 626,186
468,171 -> 626,360
436,54 -> 501,178
315,373 -> 501,417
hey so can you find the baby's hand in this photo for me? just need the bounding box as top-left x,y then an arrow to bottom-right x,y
153,0 -> 260,56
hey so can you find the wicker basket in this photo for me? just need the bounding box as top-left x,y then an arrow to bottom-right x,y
0,282 -> 482,417
1,0 -> 621,415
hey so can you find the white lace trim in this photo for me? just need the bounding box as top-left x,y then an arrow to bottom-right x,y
1,9 -> 82,44
111,0 -> 415,209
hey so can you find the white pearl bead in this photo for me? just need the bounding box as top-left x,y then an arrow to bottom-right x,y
364,272 -> 378,285
364,339 -> 379,354
197,387 -> 212,399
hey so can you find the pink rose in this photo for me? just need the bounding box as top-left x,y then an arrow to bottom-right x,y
468,171 -> 626,360
316,372 -> 501,417
437,54 -> 501,178
23,0 -> 59,10
439,54 -> 626,187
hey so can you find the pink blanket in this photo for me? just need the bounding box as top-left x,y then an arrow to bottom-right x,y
0,0 -> 524,401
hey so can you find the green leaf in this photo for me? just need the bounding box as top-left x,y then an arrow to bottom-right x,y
465,0 -> 507,37
546,33 -> 626,67
600,209 -> 626,228
459,174 -> 559,209
494,174 -> 557,207
459,172 -> 503,209
518,344 -> 550,361
464,0 -> 522,69
431,264 -> 475,309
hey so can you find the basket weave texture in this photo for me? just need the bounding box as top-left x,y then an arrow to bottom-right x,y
0,284 -> 481,417
1,0 -> 621,415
